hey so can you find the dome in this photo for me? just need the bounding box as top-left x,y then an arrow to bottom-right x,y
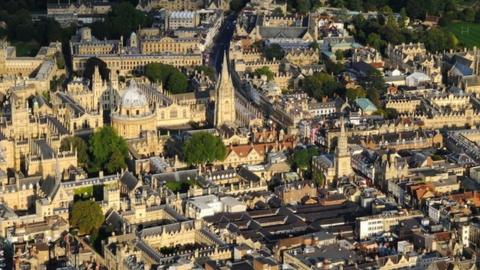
121,80 -> 148,108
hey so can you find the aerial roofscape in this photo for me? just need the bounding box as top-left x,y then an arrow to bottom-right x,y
2,0 -> 480,269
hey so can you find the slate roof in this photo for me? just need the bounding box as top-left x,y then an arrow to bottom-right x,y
120,171 -> 139,192
40,176 -> 60,198
237,167 -> 261,182
105,211 -> 125,233
259,26 -> 308,39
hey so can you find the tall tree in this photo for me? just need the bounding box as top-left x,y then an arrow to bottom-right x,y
70,200 -> 104,235
145,63 -> 189,94
89,2 -> 151,40
291,147 -> 320,172
303,72 -> 343,100
166,71 -> 189,94
253,66 -> 274,81
90,126 -> 129,174
60,137 -> 89,166
183,132 -> 227,167
263,44 -> 285,61
84,57 -> 110,81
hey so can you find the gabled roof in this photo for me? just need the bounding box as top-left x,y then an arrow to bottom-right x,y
259,26 -> 308,39
120,171 -> 139,192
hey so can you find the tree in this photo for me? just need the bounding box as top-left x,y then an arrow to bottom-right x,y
296,0 -> 311,14
367,33 -> 384,51
364,69 -> 385,106
463,8 -> 476,23
313,171 -> 325,186
303,72 -> 343,100
166,71 -> 189,94
335,50 -> 344,61
89,2 -> 152,40
263,43 -> 285,61
145,63 -> 189,94
346,86 -> 367,100
253,66 -> 274,81
383,108 -> 399,120
183,132 -> 227,167
60,137 -> 89,166
55,52 -> 65,69
421,28 -> 457,52
230,0 -> 246,12
194,65 -> 215,80
272,7 -> 284,17
90,126 -> 129,174
70,200 -> 104,235
84,57 -> 110,81
291,147 -> 320,172
399,8 -> 408,27
309,41 -> 320,50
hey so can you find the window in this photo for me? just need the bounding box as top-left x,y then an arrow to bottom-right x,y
170,110 -> 177,118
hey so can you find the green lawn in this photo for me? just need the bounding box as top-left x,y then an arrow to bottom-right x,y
444,22 -> 480,48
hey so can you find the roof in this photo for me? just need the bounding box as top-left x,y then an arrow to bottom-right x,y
121,80 -> 148,108
259,26 -> 308,39
105,211 -> 125,232
237,167 -> 261,182
40,176 -> 60,199
120,171 -> 139,192
355,98 -> 377,112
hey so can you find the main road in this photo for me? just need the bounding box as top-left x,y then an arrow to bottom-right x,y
208,13 -> 237,72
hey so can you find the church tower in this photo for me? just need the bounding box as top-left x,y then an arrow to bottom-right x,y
335,117 -> 352,177
214,50 -> 236,127
91,66 -> 103,111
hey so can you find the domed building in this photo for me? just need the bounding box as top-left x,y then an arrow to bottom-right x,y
111,80 -> 157,139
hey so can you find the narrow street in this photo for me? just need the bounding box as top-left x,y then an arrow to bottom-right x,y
209,13 -> 237,73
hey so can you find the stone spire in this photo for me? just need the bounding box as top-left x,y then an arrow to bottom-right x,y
214,50 -> 236,127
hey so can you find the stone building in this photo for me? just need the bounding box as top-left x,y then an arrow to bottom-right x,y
275,180 -> 317,204
70,27 -> 203,75
111,81 -> 157,139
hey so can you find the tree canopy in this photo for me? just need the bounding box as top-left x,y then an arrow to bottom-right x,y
291,147 -> 320,172
60,137 -> 89,166
194,65 -> 216,81
346,86 -> 367,100
89,2 -> 152,40
230,0 -> 248,12
183,132 -> 227,167
0,1 -> 75,56
70,200 -> 105,235
420,28 -> 458,52
253,66 -> 274,81
303,72 -> 344,101
89,126 -> 129,174
288,0 -> 322,14
84,57 -> 110,81
263,44 -> 285,61
145,63 -> 189,94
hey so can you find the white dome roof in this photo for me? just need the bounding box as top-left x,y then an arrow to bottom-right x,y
121,80 -> 148,108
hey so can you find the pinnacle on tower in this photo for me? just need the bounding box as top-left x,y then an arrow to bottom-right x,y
221,49 -> 229,78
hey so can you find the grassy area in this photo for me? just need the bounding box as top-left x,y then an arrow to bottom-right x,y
74,186 -> 94,198
444,22 -> 480,48
12,41 -> 40,57
165,180 -> 193,193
